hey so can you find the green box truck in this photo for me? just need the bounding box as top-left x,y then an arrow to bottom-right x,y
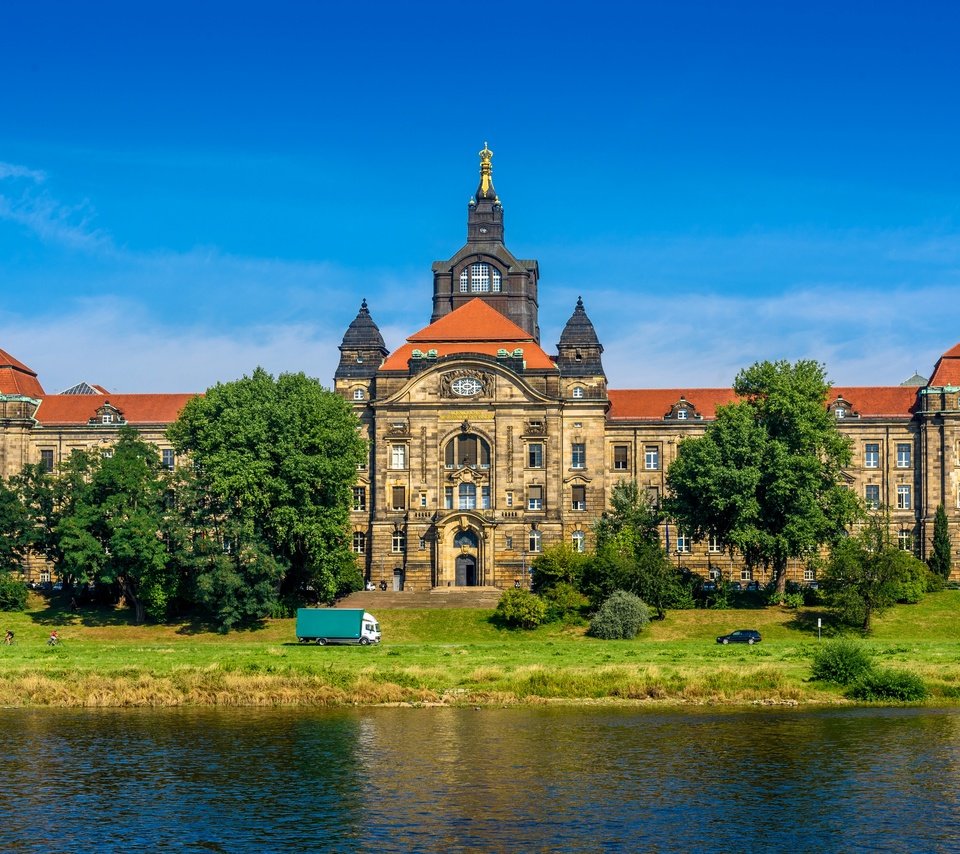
296,609 -> 381,645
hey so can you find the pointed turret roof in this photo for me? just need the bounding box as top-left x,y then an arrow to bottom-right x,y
340,299 -> 386,350
558,297 -> 603,350
928,342 -> 960,386
381,299 -> 556,371
0,347 -> 45,397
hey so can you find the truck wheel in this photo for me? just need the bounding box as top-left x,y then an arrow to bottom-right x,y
316,638 -> 327,646
359,637 -> 370,646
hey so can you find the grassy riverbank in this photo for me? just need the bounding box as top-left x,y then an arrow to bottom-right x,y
1,592 -> 958,708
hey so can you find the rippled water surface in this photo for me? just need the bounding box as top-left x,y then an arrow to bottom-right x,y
2,705 -> 959,852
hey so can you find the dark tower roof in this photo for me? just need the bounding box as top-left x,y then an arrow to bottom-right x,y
335,299 -> 389,380
556,297 -> 605,378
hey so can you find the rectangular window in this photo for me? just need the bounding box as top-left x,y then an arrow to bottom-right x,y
864,442 -> 880,469
391,486 -> 406,511
527,485 -> 543,511
419,537 -> 426,551
571,484 -> 586,511
896,485 -> 911,510
40,449 -> 54,473
675,531 -> 690,554
865,484 -> 880,510
444,487 -> 453,510
481,486 -> 490,509
804,566 -> 816,582
613,445 -> 628,470
572,531 -> 585,553
645,486 -> 660,506
419,492 -> 427,508
352,532 -> 366,554
161,449 -> 175,471
392,531 -> 406,553
505,491 -> 514,508
527,443 -> 543,468
896,443 -> 912,468
741,567 -> 753,582
898,530 -> 914,552
708,534 -> 722,554
505,535 -> 513,549
571,442 -> 586,469
390,445 -> 406,469
353,487 -> 366,511
644,446 -> 659,471
529,529 -> 542,553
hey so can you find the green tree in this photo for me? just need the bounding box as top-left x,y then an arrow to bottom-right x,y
821,518 -> 924,632
0,478 -> 29,573
583,481 -> 683,617
928,504 -> 952,581
169,368 -> 366,609
56,429 -> 181,622
530,542 -> 591,593
665,360 -> 859,593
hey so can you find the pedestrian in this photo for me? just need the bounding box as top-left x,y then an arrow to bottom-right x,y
47,630 -> 59,646
3,630 -> 12,645
70,595 -> 78,611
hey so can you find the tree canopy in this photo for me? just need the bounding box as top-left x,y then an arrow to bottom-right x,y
929,504 -> 952,582
665,360 -> 859,592
168,368 -> 367,609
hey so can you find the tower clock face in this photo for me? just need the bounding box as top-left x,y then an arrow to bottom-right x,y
451,377 -> 483,396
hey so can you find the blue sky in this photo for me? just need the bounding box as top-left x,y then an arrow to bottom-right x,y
2,1 -> 959,393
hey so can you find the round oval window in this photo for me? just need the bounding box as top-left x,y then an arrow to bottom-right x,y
452,377 -> 482,396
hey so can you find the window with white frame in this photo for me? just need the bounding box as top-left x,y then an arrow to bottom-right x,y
741,567 -> 753,581
898,529 -> 913,552
419,492 -> 427,508
353,388 -> 365,400
459,270 -> 468,293
505,491 -> 514,508
527,443 -> 543,468
709,568 -> 720,581
419,537 -> 426,551
390,445 -> 407,469
352,532 -> 366,554
571,484 -> 586,511
571,442 -> 586,469
529,528 -> 542,553
444,486 -> 453,510
896,443 -> 912,468
864,442 -> 880,468
572,530 -> 585,553
352,486 -> 366,511
481,486 -> 490,509
40,449 -> 55,473
865,484 -> 880,510
505,535 -> 513,549
391,486 -> 406,511
804,566 -> 816,582
677,409 -> 688,420
708,534 -> 723,554
572,386 -> 584,399
675,531 -> 690,553
896,484 -> 911,510
644,446 -> 659,471
613,445 -> 628,470
391,530 -> 406,553
458,482 -> 476,510
161,449 -> 175,471
527,484 -> 543,511
492,267 -> 501,292
459,262 -> 491,292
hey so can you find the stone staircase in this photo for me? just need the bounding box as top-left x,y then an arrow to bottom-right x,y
336,586 -> 504,609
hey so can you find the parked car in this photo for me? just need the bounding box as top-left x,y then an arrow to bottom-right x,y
701,582 -> 717,592
729,582 -> 742,592
745,581 -> 760,592
716,629 -> 762,645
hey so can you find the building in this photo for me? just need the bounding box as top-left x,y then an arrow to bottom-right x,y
2,146 -> 959,588
333,145 -> 960,590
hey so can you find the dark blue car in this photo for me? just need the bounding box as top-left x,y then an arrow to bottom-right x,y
716,629 -> 762,645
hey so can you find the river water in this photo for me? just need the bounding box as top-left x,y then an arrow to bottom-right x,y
1,705 -> 958,852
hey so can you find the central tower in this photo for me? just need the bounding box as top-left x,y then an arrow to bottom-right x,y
430,144 -> 540,341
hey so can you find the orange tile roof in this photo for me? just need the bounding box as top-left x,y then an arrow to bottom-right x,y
608,386 -> 918,420
34,394 -> 197,426
929,342 -> 960,386
0,348 -> 45,397
381,299 -> 556,371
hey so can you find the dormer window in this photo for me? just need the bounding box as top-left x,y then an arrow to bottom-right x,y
572,386 -> 584,399
102,413 -> 113,424
677,409 -> 688,420
90,401 -> 124,426
353,388 -> 365,400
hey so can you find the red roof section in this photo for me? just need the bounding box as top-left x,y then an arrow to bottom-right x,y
34,394 -> 197,426
381,299 -> 556,371
929,342 -> 960,386
608,386 -> 918,420
0,348 -> 45,397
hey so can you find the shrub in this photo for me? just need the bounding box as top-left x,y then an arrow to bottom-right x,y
811,638 -> 874,685
847,668 -> 929,702
493,589 -> 547,629
541,582 -> 589,625
589,590 -> 650,639
0,575 -> 28,612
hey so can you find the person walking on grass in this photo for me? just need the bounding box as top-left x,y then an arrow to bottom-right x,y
47,630 -> 59,646
3,630 -> 12,645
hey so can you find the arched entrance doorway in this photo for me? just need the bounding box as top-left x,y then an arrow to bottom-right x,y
453,528 -> 480,587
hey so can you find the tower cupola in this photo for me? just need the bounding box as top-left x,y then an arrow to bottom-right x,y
467,142 -> 504,245
335,299 -> 389,380
556,297 -> 605,378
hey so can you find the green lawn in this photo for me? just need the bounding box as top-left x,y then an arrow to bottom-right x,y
0,591 -> 957,707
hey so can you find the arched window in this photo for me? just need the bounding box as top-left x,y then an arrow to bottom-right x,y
572,530 -> 585,553
353,388 -> 365,400
529,528 -> 542,553
459,263 -> 502,294
458,482 -> 477,510
572,386 -> 584,399
444,434 -> 491,469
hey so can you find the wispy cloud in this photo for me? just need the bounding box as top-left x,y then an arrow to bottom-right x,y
0,162 -> 47,182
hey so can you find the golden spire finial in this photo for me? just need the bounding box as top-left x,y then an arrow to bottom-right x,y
478,142 -> 494,197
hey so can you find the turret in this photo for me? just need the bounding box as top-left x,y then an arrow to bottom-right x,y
556,297 -> 605,378
334,299 -> 389,381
